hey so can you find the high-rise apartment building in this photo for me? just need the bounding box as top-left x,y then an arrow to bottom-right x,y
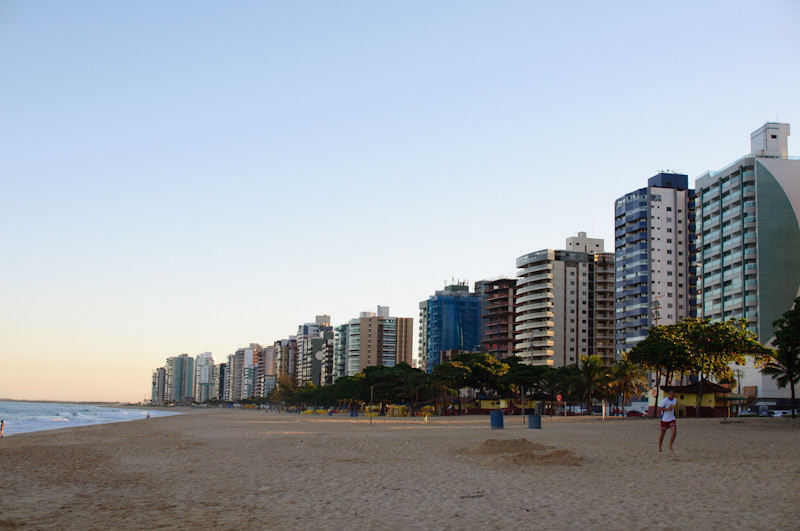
165,353 -> 195,404
274,337 -> 298,380
695,123 -> 800,400
419,283 -> 483,372
614,173 -> 697,356
296,316 -> 332,387
194,352 -> 217,403
255,346 -> 276,398
333,323 -> 349,381
696,123 -> 800,339
479,278 -> 517,359
151,367 -> 166,405
216,363 -> 227,401
337,306 -> 413,377
515,233 -> 615,366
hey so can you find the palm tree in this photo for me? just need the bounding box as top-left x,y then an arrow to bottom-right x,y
610,355 -> 648,416
576,355 -> 609,414
394,371 -> 429,416
764,298 -> 800,419
761,350 -> 800,418
538,367 -> 563,416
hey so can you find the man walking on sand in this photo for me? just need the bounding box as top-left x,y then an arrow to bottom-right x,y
658,390 -> 677,452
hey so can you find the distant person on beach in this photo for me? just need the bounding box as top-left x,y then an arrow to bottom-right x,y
1,419 -> 4,437
657,390 -> 678,452
146,413 -> 150,419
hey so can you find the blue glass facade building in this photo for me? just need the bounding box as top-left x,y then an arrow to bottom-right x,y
421,284 -> 482,372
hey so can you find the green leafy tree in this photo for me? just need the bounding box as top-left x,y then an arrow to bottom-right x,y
452,352 -> 510,400
498,356 -> 542,414
629,324 -> 693,415
682,319 -> 770,417
331,373 -> 368,410
429,361 -> 470,415
362,365 -> 407,414
274,373 -> 301,405
763,298 -> 800,418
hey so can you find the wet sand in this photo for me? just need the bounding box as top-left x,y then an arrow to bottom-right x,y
0,410 -> 797,530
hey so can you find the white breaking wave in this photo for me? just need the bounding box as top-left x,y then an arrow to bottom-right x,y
0,401 -> 180,437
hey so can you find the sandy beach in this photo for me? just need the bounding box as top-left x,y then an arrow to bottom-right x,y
0,410 -> 797,530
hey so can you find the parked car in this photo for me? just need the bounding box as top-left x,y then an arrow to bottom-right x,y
626,410 -> 645,417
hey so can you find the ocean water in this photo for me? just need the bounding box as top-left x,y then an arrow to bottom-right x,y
0,401 -> 181,437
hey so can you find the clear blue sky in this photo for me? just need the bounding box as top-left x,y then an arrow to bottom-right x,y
1,1 -> 798,402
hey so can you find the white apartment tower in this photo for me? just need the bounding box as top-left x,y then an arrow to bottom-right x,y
614,173 -> 697,356
515,233 -> 615,366
194,352 -> 217,403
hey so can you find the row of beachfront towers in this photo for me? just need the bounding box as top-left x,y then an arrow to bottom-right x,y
152,123 -> 799,405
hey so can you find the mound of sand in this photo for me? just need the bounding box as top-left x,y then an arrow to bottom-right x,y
481,449 -> 583,467
466,438 -> 549,455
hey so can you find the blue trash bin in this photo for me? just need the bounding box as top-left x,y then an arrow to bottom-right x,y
528,414 -> 542,429
490,410 -> 504,430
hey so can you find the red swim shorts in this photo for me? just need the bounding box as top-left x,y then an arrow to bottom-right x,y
660,420 -> 676,431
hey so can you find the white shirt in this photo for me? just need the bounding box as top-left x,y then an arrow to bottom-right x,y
659,397 -> 677,422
